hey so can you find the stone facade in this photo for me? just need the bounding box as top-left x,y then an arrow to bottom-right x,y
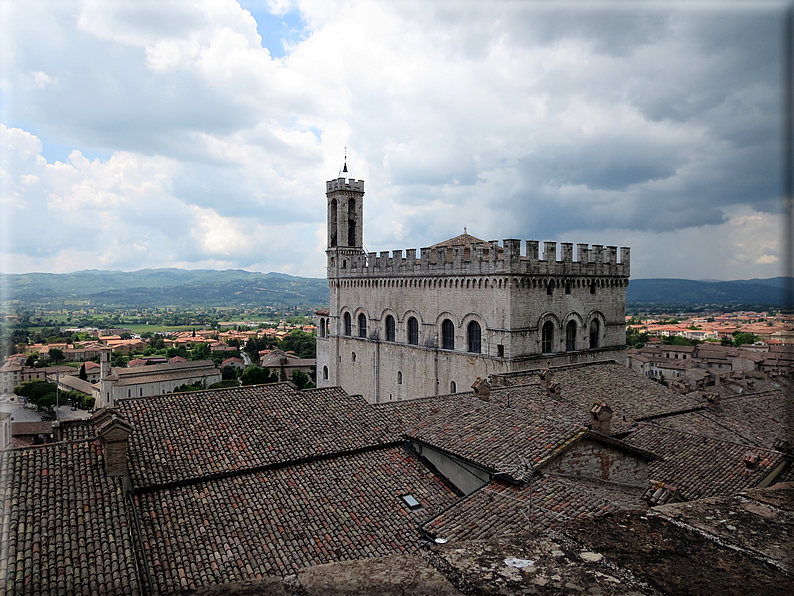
317,173 -> 630,404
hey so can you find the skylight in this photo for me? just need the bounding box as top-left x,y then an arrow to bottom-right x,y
401,494 -> 422,511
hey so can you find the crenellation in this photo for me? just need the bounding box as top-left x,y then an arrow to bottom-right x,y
543,241 -> 556,262
326,177 -> 365,192
526,240 -> 539,261
336,239 -> 630,278
489,241 -> 499,263
503,239 -> 521,266
576,243 -> 589,264
591,245 -> 603,264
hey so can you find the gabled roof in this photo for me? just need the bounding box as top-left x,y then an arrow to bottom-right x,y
624,424 -> 786,500
419,476 -> 620,543
134,446 -> 458,591
499,361 -> 706,434
377,386 -> 586,481
116,384 -> 400,490
0,441 -> 140,594
429,232 -> 485,249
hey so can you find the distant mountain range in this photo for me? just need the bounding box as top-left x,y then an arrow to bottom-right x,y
626,277 -> 791,307
0,270 -> 790,309
0,269 -> 329,308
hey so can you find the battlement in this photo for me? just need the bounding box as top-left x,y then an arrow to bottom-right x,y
329,239 -> 630,278
326,178 -> 365,193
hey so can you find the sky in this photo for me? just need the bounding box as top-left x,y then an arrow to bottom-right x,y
0,0 -> 790,281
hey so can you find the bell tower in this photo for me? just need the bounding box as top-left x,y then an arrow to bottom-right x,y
326,157 -> 365,272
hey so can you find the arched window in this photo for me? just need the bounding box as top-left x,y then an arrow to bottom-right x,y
347,198 -> 356,246
566,321 -> 577,351
325,319 -> 330,337
441,319 -> 454,350
450,381 -> 457,394
352,352 -> 356,362
344,312 -> 352,336
547,282 -> 553,296
397,371 -> 402,384
358,313 -> 367,338
590,283 -> 597,295
542,321 -> 554,353
322,366 -> 328,380
319,318 -> 325,338
590,320 -> 600,349
407,317 -> 419,345
330,199 -> 337,247
385,315 -> 395,342
467,321 -> 481,353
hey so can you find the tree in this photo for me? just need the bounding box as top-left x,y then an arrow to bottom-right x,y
79,364 -> 88,381
48,348 -> 65,364
279,330 -> 316,359
240,365 -> 278,386
190,342 -> 211,361
25,354 -> 37,367
244,336 -> 278,363
291,370 -> 314,390
732,332 -> 759,347
209,380 -> 239,389
221,366 -> 238,381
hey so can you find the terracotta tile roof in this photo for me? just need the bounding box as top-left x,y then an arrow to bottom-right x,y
376,388 -> 586,480
58,420 -> 95,442
116,384 -> 400,490
420,476 -> 619,542
624,424 -> 786,500
134,447 -> 458,592
0,441 -> 141,595
652,389 -> 794,450
502,362 -> 706,434
429,233 -> 485,248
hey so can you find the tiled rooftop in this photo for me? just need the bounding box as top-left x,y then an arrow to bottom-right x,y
57,420 -> 95,442
624,424 -> 786,500
419,476 -> 618,542
134,446 -> 458,592
652,389 -> 794,450
502,361 -> 706,434
0,441 -> 140,595
377,388 -> 585,479
116,384 -> 400,489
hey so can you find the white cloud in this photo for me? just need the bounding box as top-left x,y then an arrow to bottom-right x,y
0,0 -> 788,282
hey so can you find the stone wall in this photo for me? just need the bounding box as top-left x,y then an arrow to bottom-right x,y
541,438 -> 649,486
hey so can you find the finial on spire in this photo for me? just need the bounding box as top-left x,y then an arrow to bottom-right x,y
464,226 -> 467,235
339,147 -> 351,178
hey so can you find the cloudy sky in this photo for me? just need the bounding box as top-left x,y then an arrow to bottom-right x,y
0,0 -> 789,280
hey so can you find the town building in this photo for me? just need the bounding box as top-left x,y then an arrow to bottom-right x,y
316,168 -> 631,403
94,352 -> 221,407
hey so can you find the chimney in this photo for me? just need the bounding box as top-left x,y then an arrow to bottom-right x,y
94,410 -> 134,483
705,392 -> 722,413
590,402 -> 613,435
471,377 -> 491,401
547,381 -> 562,398
538,369 -> 553,389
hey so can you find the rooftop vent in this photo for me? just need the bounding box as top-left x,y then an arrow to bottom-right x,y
744,453 -> 759,470
644,481 -> 681,506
